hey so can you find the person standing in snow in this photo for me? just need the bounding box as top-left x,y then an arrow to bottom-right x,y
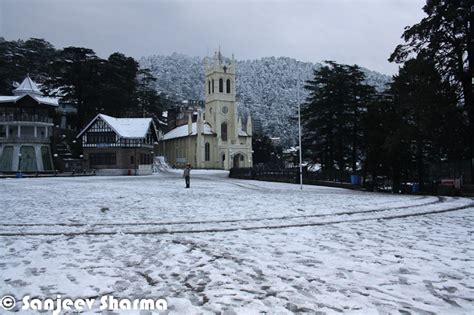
183,163 -> 191,188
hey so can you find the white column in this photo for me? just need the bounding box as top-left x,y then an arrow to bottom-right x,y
45,126 -> 48,138
17,125 -> 21,137
34,126 -> 37,138
6,125 -> 9,138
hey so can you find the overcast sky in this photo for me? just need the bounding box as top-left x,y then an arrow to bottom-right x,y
1,0 -> 426,75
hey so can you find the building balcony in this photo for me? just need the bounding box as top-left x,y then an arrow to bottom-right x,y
0,135 -> 51,144
0,114 -> 53,124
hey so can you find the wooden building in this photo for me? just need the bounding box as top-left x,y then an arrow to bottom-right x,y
77,114 -> 158,175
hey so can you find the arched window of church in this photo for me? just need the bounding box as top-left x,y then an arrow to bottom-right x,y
208,80 -> 211,94
226,79 -> 231,93
221,122 -> 227,141
205,142 -> 210,161
219,78 -> 223,93
212,79 -> 214,93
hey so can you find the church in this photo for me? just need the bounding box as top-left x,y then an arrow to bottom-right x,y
160,52 -> 253,170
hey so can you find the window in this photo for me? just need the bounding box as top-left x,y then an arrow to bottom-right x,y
221,122 -> 227,141
41,146 -> 53,170
89,153 -> 116,166
212,79 -> 214,93
205,142 -> 210,161
87,132 -> 116,144
219,78 -> 223,93
208,80 -> 211,94
226,79 -> 231,93
130,155 -> 135,165
140,153 -> 152,164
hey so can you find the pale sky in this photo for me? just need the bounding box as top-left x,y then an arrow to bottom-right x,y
0,0 -> 426,75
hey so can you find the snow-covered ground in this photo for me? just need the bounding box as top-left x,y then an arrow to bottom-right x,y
1,170 -> 473,314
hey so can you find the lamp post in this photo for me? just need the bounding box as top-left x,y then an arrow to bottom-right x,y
297,77 -> 303,191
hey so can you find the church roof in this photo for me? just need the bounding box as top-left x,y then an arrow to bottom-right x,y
162,122 -> 214,140
162,122 -> 249,140
13,75 -> 43,96
77,114 -> 155,139
238,130 -> 250,137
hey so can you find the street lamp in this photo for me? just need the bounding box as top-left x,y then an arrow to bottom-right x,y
296,77 -> 303,191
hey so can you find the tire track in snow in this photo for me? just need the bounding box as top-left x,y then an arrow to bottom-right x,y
0,196 -> 443,227
0,201 -> 472,237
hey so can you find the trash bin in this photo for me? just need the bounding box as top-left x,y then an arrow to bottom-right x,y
412,183 -> 419,193
351,175 -> 360,185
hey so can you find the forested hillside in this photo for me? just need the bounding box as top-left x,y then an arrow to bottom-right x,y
140,54 -> 391,146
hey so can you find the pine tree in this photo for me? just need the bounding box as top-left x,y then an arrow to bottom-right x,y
301,61 -> 375,176
389,0 -> 472,182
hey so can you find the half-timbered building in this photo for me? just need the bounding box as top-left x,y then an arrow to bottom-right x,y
77,114 -> 158,175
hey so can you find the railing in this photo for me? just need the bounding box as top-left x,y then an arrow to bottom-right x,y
0,136 -> 51,143
230,167 -> 353,187
0,114 -> 53,123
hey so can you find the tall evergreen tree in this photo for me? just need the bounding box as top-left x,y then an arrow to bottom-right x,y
389,56 -> 464,190
0,38 -> 57,94
389,0 -> 472,182
45,47 -> 104,129
102,52 -> 139,117
301,61 -> 375,174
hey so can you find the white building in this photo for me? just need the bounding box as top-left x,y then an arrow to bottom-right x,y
0,76 -> 57,172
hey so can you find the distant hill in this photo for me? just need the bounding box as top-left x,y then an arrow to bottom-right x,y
140,53 -> 391,146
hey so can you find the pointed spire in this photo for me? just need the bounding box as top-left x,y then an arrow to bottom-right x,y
246,114 -> 253,136
13,75 -> 43,96
218,46 -> 223,65
188,113 -> 193,135
197,111 -> 203,134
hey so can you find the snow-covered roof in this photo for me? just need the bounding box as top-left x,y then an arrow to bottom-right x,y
162,122 -> 215,140
77,114 -> 155,139
0,94 -> 59,107
162,122 -> 249,140
13,76 -> 43,96
238,130 -> 249,137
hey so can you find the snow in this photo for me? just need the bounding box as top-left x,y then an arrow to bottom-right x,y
33,96 -> 59,106
81,114 -> 153,138
163,122 -> 248,140
238,130 -> 249,137
13,76 -> 42,96
162,122 -> 215,140
0,95 -> 59,107
140,54 -> 392,146
0,171 -> 473,314
0,96 -> 19,103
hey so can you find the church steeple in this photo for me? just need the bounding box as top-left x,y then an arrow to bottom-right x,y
204,49 -> 238,143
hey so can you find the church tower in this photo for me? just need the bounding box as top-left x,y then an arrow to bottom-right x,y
161,48 -> 251,170
204,50 -> 239,145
